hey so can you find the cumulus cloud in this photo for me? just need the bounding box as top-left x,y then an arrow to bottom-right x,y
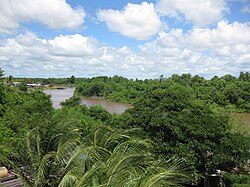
0,32 -> 147,78
1,20 -> 250,79
139,20 -> 250,77
157,21 -> 250,51
157,0 -> 228,26
0,0 -> 85,34
48,34 -> 98,57
97,2 -> 162,40
241,4 -> 250,13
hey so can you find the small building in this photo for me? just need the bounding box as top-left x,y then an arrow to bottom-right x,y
26,83 -> 41,88
0,167 -> 23,187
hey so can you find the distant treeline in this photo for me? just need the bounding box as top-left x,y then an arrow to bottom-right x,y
75,72 -> 250,112
3,72 -> 250,111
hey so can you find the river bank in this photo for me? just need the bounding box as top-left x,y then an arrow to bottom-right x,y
43,88 -> 132,113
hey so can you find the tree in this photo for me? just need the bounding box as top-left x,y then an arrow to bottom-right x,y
238,72 -> 250,82
1,125 -> 190,187
0,124 -> 80,187
0,68 -> 4,77
117,82 -> 250,183
58,126 -> 190,187
61,96 -> 81,108
87,105 -> 112,122
69,75 -> 75,84
159,74 -> 164,82
19,81 -> 28,91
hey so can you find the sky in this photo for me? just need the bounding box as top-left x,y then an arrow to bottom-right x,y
0,0 -> 250,79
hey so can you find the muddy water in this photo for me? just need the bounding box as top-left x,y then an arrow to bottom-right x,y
233,113 -> 250,133
43,88 -> 75,109
81,97 -> 133,114
43,88 -> 132,113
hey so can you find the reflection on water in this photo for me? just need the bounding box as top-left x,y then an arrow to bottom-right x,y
43,88 -> 133,113
81,97 -> 133,114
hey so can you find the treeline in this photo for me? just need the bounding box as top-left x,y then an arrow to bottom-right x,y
0,68 -> 250,186
1,75 -> 78,85
0,81 -> 192,186
75,72 -> 250,112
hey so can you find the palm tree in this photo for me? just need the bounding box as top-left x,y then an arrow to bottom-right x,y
1,125 -> 190,187
0,121 -> 81,187
58,126 -> 190,187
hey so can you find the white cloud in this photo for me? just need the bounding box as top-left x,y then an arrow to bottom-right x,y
139,20 -> 250,77
0,32 -> 146,78
144,21 -> 250,51
48,34 -> 97,57
0,0 -> 85,34
157,0 -> 228,26
97,2 -> 162,40
1,20 -> 250,79
241,4 -> 250,13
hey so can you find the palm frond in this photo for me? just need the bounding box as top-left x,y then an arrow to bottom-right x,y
58,171 -> 78,187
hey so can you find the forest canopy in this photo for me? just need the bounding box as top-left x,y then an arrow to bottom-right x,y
0,70 -> 249,186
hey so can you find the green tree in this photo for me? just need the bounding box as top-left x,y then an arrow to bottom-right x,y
0,123 -> 80,187
116,82 -> 250,183
19,81 -> 28,91
61,96 -> 81,108
69,75 -> 76,84
1,125 -> 190,187
87,105 -> 112,122
0,68 -> 4,77
238,72 -> 250,82
58,126 -> 190,187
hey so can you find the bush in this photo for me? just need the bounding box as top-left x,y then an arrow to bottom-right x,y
224,173 -> 250,187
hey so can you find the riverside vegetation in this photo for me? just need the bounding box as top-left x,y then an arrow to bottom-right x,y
0,68 -> 250,186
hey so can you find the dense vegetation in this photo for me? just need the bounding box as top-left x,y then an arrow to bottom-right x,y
75,73 -> 250,112
0,68 -> 250,186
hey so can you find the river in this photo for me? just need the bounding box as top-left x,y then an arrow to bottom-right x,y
81,97 -> 133,114
43,88 -> 132,114
43,88 -> 250,125
43,88 -> 75,109
233,113 -> 250,133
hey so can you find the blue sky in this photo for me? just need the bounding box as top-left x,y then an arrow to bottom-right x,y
0,0 -> 249,79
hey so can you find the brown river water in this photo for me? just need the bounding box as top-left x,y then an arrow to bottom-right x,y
43,88 -> 132,114
233,113 -> 250,133
43,89 -> 250,125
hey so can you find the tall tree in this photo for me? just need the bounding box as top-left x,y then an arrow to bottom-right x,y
1,125 -> 190,187
0,68 -> 4,77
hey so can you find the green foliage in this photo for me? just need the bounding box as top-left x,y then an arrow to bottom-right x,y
0,87 -> 53,159
76,76 -> 147,103
111,81 -> 250,183
1,72 -> 250,186
0,68 -> 4,77
1,120 -> 190,187
0,123 -> 14,155
57,126 -> 191,187
61,96 -> 81,107
224,173 -> 250,187
238,72 -> 250,82
87,105 -> 112,122
19,81 -> 28,91
75,73 -> 250,112
68,75 -> 76,84
0,120 -> 80,187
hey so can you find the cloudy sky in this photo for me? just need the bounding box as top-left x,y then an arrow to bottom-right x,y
0,0 -> 249,78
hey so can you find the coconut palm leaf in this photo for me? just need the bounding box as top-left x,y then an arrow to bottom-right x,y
2,123 -> 190,187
